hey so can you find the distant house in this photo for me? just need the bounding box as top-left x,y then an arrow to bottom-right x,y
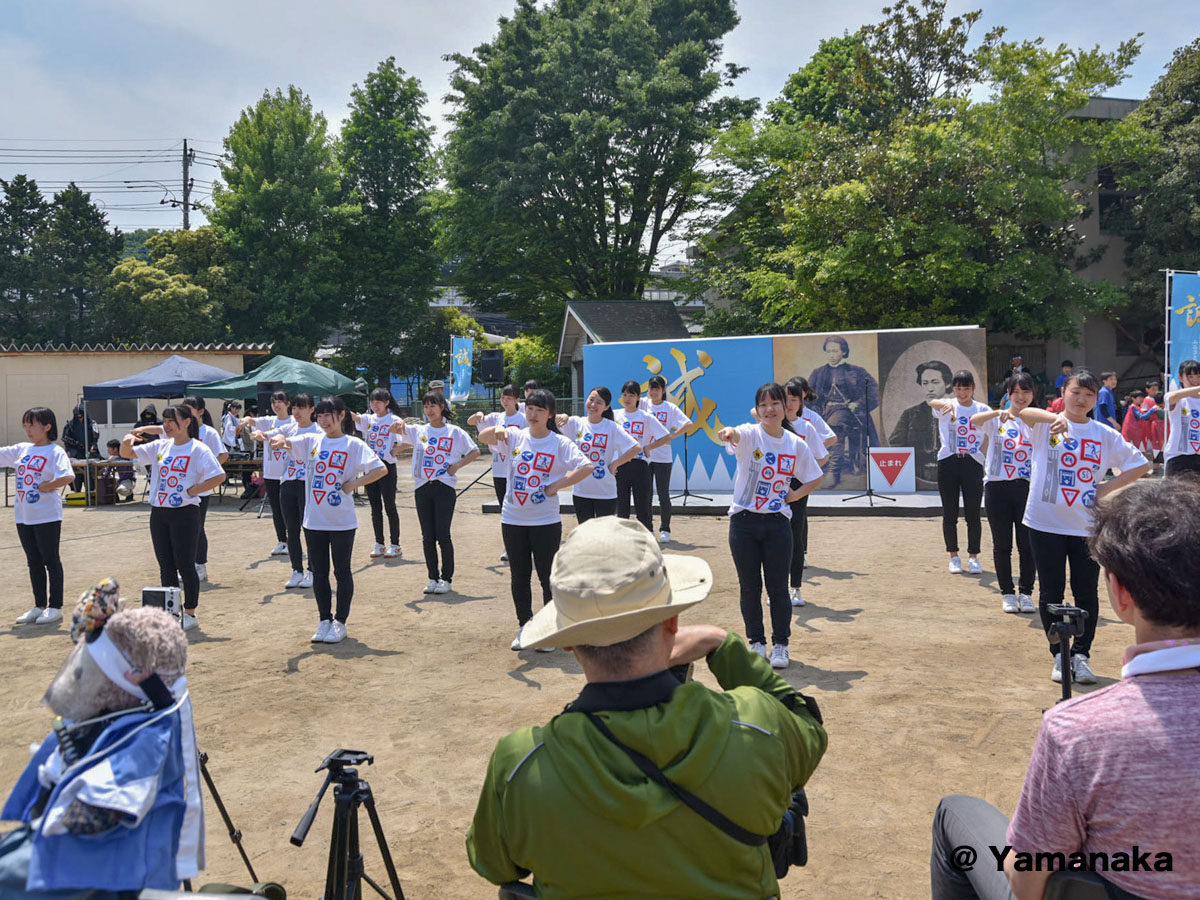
558,300 -> 690,395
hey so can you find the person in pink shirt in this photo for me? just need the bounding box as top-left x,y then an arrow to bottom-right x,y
930,477 -> 1200,900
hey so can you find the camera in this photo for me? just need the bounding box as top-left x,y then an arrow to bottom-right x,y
142,586 -> 183,626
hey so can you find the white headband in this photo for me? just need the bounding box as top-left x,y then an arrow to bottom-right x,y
83,630 -> 149,702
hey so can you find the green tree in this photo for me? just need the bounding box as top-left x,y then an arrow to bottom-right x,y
443,0 -> 752,333
0,175 -> 51,343
121,228 -> 162,261
394,307 -> 484,396
338,58 -> 440,386
145,227 -> 251,332
209,86 -> 352,359
502,334 -> 568,394
97,258 -> 219,343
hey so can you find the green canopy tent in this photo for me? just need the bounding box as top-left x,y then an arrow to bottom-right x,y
188,356 -> 368,399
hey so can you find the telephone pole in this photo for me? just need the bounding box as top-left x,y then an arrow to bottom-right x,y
181,139 -> 195,230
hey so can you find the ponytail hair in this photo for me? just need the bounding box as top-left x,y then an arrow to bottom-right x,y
755,382 -> 796,434
591,386 -> 615,421
183,395 -> 214,427
422,390 -> 454,422
314,396 -> 354,435
164,404 -> 200,440
621,380 -> 642,397
370,387 -> 402,415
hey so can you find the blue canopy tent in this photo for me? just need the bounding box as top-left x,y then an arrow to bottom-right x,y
82,355 -> 239,400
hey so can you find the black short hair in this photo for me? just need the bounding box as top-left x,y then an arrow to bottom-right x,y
1061,360 -> 1074,368
915,361 -> 952,386
107,438 -> 121,450
1090,479 -> 1200,629
501,384 -> 520,399
22,407 -> 58,442
523,379 -> 541,391
292,392 -> 315,409
822,335 -> 849,357
1179,360 -> 1200,379
951,369 -> 975,388
1100,371 -> 1117,381
524,389 -> 560,433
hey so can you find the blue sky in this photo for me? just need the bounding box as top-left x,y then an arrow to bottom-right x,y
0,0 -> 1192,235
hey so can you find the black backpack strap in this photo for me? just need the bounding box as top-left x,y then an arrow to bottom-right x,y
582,711 -> 767,847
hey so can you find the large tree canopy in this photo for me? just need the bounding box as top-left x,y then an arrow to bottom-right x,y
442,0 -> 752,332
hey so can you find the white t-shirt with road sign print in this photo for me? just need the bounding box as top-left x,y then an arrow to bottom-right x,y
499,430 -> 589,527
131,438 -> 225,511
359,412 -> 401,464
800,407 -> 835,445
0,442 -> 74,525
279,422 -> 321,482
561,416 -> 640,500
728,424 -> 823,520
638,398 -> 692,464
934,400 -> 991,465
1022,420 -> 1147,537
288,433 -> 383,531
1164,395 -> 1200,462
614,408 -> 669,462
251,415 -> 294,480
981,416 -> 1033,483
196,423 -> 227,496
398,422 -> 476,489
480,410 -> 527,477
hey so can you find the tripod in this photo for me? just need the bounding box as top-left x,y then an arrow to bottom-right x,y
183,751 -> 259,888
292,749 -> 406,900
1047,604 -> 1088,703
842,383 -> 894,507
669,431 -> 711,505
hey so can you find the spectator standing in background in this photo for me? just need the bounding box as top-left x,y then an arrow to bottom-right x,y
1096,371 -> 1120,429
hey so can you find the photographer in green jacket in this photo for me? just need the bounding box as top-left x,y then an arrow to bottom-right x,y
466,517 -> 828,899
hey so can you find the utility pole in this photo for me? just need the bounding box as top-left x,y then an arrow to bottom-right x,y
181,139 -> 195,230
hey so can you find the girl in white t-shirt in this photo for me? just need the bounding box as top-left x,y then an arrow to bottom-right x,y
970,372 -> 1038,614
718,383 -> 824,670
395,392 -> 480,594
614,380 -> 670,532
558,386 -> 642,524
277,393 -> 321,589
1012,370 -> 1150,684
221,400 -> 243,450
929,370 -> 992,576
2,407 -> 76,626
638,375 -> 693,543
480,389 -> 592,649
468,384 -> 527,565
353,388 -> 404,559
1163,358 -> 1200,479
122,405 -> 227,630
243,390 -> 294,558
272,396 -> 386,644
783,377 -> 830,607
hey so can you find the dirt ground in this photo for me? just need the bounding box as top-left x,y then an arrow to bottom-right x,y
0,458 -> 1128,899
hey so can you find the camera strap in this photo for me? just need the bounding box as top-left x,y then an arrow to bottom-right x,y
581,711 -> 767,847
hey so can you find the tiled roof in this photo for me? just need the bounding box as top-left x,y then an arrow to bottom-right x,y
566,301 -> 689,342
0,342 -> 273,354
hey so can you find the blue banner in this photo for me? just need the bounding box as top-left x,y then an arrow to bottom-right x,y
583,336 -> 775,490
1169,273 -> 1200,385
450,337 -> 474,402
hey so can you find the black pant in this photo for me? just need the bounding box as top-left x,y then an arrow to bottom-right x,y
788,495 -> 808,587
937,456 -> 983,554
616,459 -> 653,531
1028,527 -> 1100,658
366,462 -> 399,545
305,528 -> 355,623
574,495 -> 617,524
650,461 -> 673,532
264,478 -> 287,543
16,521 -> 63,609
415,480 -> 456,581
196,495 -> 211,564
149,505 -> 202,610
493,476 -> 507,504
280,479 -> 307,572
1166,454 -> 1200,478
502,522 -> 562,626
729,510 -> 793,646
984,480 -> 1034,595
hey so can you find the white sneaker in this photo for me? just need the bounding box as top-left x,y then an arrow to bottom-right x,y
15,607 -> 42,624
535,644 -> 553,653
285,571 -> 304,589
1001,594 -> 1019,613
968,557 -> 983,575
769,645 -> 790,669
501,551 -> 509,563
948,556 -> 962,574
1018,593 -> 1035,613
384,544 -> 402,558
1051,655 -> 1064,683
748,641 -> 768,660
790,587 -> 806,607
432,579 -> 450,594
511,631 -> 523,651
659,531 -> 670,544
423,579 -> 439,594
300,571 -> 313,589
324,620 -> 347,643
312,620 -> 332,642
370,543 -> 385,558
182,613 -> 198,632
35,608 -> 63,624
803,559 -> 810,569
1072,654 -> 1097,684
195,563 -> 208,583
271,542 -> 289,556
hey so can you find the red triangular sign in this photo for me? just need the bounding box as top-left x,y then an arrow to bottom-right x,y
1191,441 -> 1200,453
754,496 -> 769,510
157,492 -> 167,505
313,490 -> 326,505
423,467 -> 435,479
1004,465 -> 1016,479
871,452 -> 910,486
514,491 -> 528,506
1062,487 -> 1080,506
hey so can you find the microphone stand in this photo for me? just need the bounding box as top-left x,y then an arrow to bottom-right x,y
669,430 -> 711,505
843,376 -> 894,507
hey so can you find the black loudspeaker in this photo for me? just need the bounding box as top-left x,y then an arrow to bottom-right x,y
480,349 -> 505,384
257,381 -> 284,415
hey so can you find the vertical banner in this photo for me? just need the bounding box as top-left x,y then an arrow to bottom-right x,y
450,336 -> 474,402
1168,272 -> 1200,385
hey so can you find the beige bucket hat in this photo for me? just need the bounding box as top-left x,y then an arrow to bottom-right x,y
518,517 -> 712,650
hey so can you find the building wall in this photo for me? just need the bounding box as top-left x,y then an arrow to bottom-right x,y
0,351 -> 251,447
